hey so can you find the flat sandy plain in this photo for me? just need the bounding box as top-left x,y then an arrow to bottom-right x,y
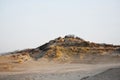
0,55 -> 120,80
0,61 -> 120,80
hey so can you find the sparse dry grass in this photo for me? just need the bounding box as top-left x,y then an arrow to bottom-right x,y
44,45 -> 118,62
11,52 -> 31,63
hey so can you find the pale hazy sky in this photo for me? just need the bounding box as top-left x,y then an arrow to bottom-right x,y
0,0 -> 120,53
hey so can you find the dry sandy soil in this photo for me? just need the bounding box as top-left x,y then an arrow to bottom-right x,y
0,55 -> 120,80
81,68 -> 120,80
0,62 -> 120,80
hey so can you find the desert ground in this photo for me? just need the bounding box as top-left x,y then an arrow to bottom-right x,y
0,55 -> 120,80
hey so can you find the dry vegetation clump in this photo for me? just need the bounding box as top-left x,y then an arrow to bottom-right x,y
55,46 -> 63,58
45,49 -> 55,58
11,52 -> 31,63
45,46 -> 73,62
45,46 -> 63,58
